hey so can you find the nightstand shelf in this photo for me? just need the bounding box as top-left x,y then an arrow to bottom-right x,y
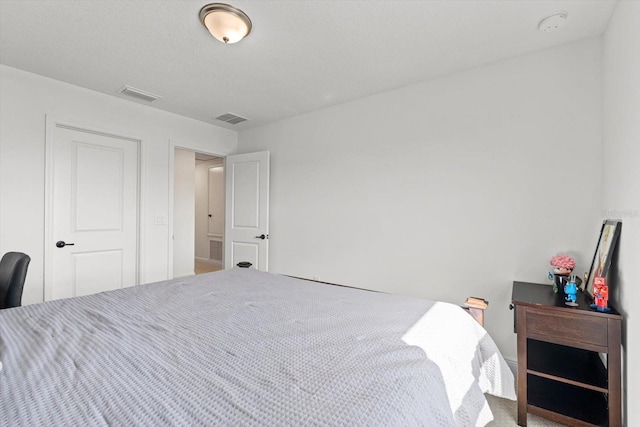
512,281 -> 622,427
527,339 -> 608,391
527,375 -> 608,426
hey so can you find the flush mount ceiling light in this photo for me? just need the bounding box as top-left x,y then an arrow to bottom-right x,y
199,3 -> 252,44
538,11 -> 568,32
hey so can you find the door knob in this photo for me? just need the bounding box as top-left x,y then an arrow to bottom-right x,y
56,240 -> 75,248
254,234 -> 268,240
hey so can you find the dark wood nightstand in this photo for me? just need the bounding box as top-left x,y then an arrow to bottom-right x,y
512,281 -> 622,426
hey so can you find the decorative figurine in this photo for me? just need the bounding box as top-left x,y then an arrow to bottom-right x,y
564,276 -> 578,306
590,277 -> 611,313
550,255 -> 576,275
548,255 -> 576,294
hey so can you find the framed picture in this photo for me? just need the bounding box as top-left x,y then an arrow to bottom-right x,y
585,220 -> 622,298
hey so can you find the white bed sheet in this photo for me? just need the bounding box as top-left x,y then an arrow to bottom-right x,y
0,269 -> 515,426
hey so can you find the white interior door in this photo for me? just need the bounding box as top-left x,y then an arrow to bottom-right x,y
224,151 -> 269,270
46,124 -> 139,300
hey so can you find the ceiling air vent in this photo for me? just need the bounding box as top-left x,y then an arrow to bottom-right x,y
215,113 -> 248,125
118,85 -> 162,103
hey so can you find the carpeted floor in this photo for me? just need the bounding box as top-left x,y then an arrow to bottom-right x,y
486,394 -> 565,426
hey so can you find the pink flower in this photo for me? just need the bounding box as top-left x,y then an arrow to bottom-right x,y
550,255 -> 576,270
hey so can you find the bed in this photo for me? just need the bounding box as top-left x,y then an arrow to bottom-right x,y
0,268 -> 515,426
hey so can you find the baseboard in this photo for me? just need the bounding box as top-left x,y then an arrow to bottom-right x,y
195,257 -> 222,266
173,271 -> 195,278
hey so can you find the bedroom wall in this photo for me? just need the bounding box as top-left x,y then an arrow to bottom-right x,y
173,149 -> 196,278
238,38 -> 603,364
602,1 -> 640,424
0,65 -> 237,305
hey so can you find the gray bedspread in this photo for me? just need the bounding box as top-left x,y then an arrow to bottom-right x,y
0,269 -> 515,426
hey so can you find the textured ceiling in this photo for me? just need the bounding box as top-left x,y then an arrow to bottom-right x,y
0,0 -> 617,130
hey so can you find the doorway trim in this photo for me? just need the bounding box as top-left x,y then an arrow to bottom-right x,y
44,115 -> 144,302
167,139 -> 225,279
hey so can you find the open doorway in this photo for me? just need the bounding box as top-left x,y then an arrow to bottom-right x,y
195,153 -> 224,274
173,149 -> 224,277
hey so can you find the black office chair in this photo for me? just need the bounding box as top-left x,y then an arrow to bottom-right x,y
0,252 -> 31,309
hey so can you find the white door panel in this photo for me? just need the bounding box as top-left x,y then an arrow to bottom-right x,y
225,151 -> 269,270
74,144 -> 123,230
72,250 -> 123,296
47,124 -> 139,300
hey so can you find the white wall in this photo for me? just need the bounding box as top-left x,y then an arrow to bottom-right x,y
0,65 -> 237,304
173,149 -> 195,277
239,38 -> 603,363
602,1 -> 640,424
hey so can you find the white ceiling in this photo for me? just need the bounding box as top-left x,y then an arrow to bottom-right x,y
0,0 -> 617,130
